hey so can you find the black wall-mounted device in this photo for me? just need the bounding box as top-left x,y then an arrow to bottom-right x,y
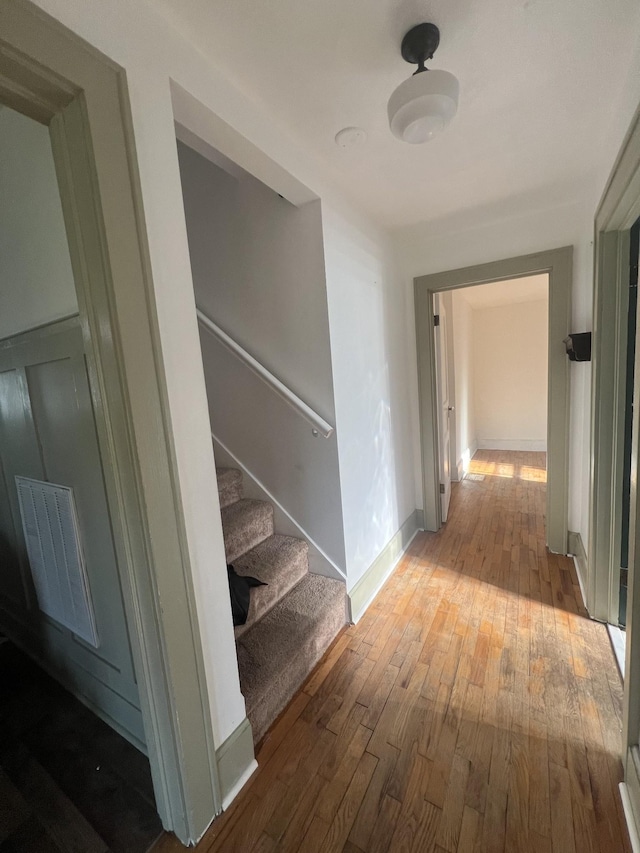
564,332 -> 591,362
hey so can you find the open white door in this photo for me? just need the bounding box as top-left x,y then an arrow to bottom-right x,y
434,294 -> 453,522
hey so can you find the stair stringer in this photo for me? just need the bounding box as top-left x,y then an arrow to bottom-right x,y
212,434 -> 347,583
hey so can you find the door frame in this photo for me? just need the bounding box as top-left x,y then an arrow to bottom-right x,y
591,105 -> 640,625
414,246 -> 572,554
590,101 -> 640,840
0,2 -> 221,843
433,292 -> 453,522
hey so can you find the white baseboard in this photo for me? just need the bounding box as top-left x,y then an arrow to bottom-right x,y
455,441 -> 478,480
567,530 -> 588,608
608,624 -> 626,680
620,783 -> 640,853
348,510 -> 422,623
477,438 -> 547,451
215,716 -> 257,811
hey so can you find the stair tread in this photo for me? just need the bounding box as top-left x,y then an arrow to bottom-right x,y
237,573 -> 346,741
233,534 -> 309,639
221,498 -> 274,563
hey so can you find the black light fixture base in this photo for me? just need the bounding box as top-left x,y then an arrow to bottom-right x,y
401,23 -> 440,72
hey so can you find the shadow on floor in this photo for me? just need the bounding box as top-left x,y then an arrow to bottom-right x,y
0,638 -> 163,853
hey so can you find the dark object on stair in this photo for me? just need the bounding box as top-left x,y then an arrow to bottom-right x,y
228,564 -> 266,626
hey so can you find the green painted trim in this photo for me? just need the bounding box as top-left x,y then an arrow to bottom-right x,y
568,530 -> 588,611
215,717 -> 257,810
619,782 -> 640,853
348,510 -> 421,623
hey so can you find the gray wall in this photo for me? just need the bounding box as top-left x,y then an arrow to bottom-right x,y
0,106 -> 78,339
178,141 -> 346,569
0,321 -> 144,747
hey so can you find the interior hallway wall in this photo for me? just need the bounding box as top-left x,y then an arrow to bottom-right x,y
177,140 -> 346,569
0,106 -> 78,339
473,298 -> 548,450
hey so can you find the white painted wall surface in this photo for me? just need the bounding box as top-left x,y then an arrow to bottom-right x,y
396,198 -> 594,552
177,142 -> 336,421
177,141 -> 346,567
472,299 -> 548,450
0,107 -> 77,339
324,206 -> 416,589
450,291 -> 477,475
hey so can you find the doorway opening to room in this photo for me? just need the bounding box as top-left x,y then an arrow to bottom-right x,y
0,103 -> 163,853
414,248 -> 572,557
433,275 -> 549,524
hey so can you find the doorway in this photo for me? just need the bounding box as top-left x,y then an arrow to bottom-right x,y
0,102 -> 163,851
434,276 -> 550,524
414,247 -> 572,555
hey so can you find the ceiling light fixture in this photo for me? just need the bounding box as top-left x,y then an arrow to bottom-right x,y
388,23 -> 459,144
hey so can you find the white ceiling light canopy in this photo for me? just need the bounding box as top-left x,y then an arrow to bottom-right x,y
388,23 -> 459,144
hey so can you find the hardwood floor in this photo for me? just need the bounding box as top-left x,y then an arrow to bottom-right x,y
156,450 -> 630,852
0,639 -> 162,852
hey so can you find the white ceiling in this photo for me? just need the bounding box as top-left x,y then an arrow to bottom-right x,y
455,274 -> 548,309
156,0 -> 640,229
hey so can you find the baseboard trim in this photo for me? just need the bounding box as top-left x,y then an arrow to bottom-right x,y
215,716 -> 257,810
567,530 -> 588,609
620,783 -> 640,853
477,438 -> 547,451
608,624 -> 626,680
348,509 -> 421,623
456,442 -> 478,480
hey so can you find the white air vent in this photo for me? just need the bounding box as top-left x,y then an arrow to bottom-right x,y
15,476 -> 98,647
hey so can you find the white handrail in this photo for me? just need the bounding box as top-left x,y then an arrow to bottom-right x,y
196,308 -> 335,439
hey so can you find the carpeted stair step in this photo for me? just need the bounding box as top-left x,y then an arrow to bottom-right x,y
216,467 -> 243,509
233,534 -> 309,639
221,499 -> 274,564
237,574 -> 346,743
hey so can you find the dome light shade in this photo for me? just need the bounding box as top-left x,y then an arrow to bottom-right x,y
388,70 -> 459,143
388,23 -> 459,144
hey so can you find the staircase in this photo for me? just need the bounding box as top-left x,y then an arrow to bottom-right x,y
217,467 -> 347,744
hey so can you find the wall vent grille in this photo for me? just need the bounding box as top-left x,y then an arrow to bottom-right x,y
15,476 -> 98,647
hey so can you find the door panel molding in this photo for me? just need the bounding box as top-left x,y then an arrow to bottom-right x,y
414,246 -> 571,555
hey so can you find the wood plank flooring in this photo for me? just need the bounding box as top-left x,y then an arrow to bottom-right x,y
156,450 -> 630,853
0,638 -> 162,852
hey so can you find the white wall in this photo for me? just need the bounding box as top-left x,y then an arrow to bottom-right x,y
323,206 -> 416,589
177,141 -> 346,568
177,142 -> 336,421
450,290 -> 477,475
395,197 -> 594,551
472,299 -> 548,450
0,106 -> 77,339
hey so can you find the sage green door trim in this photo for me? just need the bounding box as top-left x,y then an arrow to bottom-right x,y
1,3 -> 222,843
414,246 -> 572,555
589,102 -> 640,840
591,104 -> 640,626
